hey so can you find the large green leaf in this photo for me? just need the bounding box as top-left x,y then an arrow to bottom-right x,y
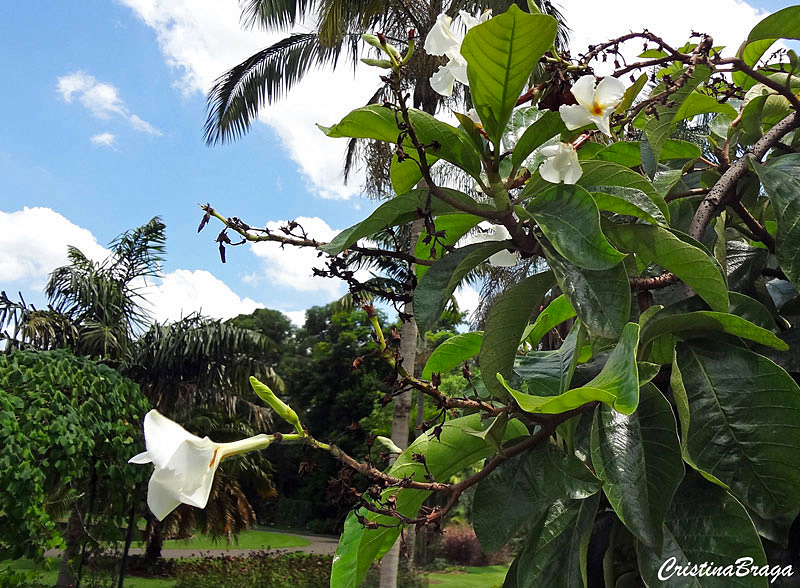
511,110 -> 566,169
461,5 -> 557,144
673,340 -> 800,520
639,310 -> 788,351
421,331 -> 483,379
503,322 -> 640,415
577,160 -> 669,221
322,188 -> 489,255
389,151 -> 437,194
733,38 -> 776,90
513,322 -> 584,397
415,241 -> 508,334
414,213 -> 481,279
330,414 -> 528,588
320,104 -> 482,178
591,384 -> 684,549
674,93 -> 738,120
473,443 -> 601,554
509,494 -> 601,588
637,476 -> 768,587
544,245 -> 631,339
752,158 -> 800,289
523,294 -> 576,347
596,140 -> 701,168
527,184 -> 625,270
605,223 -> 729,312
748,5 -> 800,42
643,66 -> 711,162
590,189 -> 665,225
480,272 -> 555,399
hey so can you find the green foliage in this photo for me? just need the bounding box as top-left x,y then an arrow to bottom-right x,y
205,4 -> 800,586
175,552 -> 332,588
0,350 -> 150,560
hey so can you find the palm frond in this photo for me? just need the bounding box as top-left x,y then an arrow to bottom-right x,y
240,0 -> 317,31
204,33 -> 346,145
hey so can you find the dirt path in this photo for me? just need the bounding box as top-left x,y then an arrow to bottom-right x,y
44,530 -> 339,559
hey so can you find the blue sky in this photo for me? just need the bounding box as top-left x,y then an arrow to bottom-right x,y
0,0 -> 794,326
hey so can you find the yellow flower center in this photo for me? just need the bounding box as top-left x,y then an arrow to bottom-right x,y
590,102 -> 604,115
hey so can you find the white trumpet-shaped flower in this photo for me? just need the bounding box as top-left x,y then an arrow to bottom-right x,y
472,222 -> 520,267
539,142 -> 583,185
129,410 -> 271,520
558,75 -> 627,136
424,11 -> 491,97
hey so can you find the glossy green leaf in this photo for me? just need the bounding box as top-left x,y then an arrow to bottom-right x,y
330,414 -> 528,588
461,5 -> 557,143
389,151 -> 437,194
637,476 -> 768,587
473,443 -> 601,554
640,310 -> 788,351
596,140 -> 701,168
733,39 -> 776,90
503,322 -> 640,415
320,104 -> 482,178
514,323 -> 584,397
673,340 -> 800,520
605,223 -> 729,312
462,412 -> 509,454
511,110 -> 566,169
752,158 -> 800,288
414,213 -> 481,279
591,384 -> 684,549
591,189 -> 665,225
748,6 -> 800,42
480,271 -> 555,399
511,494 -> 601,588
643,66 -> 710,162
616,73 -> 648,114
524,294 -> 577,347
674,93 -> 738,120
415,241 -> 508,334
322,188 -> 489,255
421,331 -> 483,379
528,184 -> 625,270
544,245 -> 631,339
577,159 -> 670,221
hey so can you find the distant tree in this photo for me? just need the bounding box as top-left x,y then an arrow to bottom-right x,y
0,349 -> 150,586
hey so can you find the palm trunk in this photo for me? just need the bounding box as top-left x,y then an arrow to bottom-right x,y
379,218 -> 422,588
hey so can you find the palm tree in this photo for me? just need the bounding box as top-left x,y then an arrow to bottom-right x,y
203,3 -> 569,584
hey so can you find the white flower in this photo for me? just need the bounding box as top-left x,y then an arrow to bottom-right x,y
558,75 -> 627,136
539,142 -> 583,184
424,11 -> 491,97
129,410 -> 271,520
472,222 -> 520,267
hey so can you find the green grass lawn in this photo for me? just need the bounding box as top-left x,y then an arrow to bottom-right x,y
4,559 -> 175,588
133,527 -> 312,551
424,565 -> 509,588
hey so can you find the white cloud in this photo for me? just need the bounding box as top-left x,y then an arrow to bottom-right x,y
90,132 -> 117,147
561,0 -> 768,72
141,269 -> 263,323
57,70 -> 163,136
118,0 -> 378,199
249,216 -> 343,297
0,207 -> 109,288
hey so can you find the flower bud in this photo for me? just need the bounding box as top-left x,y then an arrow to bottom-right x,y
250,376 -> 303,434
361,34 -> 383,49
360,57 -> 394,69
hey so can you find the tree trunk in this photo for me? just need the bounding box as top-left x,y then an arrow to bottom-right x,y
143,514 -> 165,564
117,497 -> 138,588
56,505 -> 83,587
379,218 -> 422,588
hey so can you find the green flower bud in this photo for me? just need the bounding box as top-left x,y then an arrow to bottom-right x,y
360,57 -> 393,69
361,34 -> 383,49
249,376 -> 303,435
